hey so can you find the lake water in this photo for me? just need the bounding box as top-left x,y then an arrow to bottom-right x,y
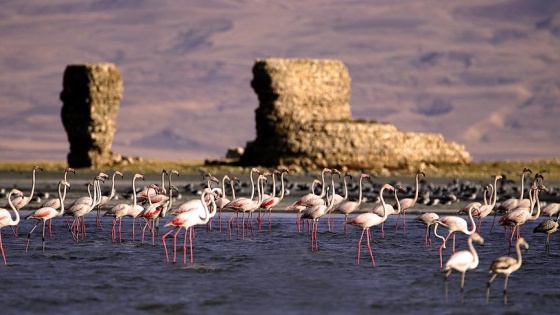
1,173 -> 559,314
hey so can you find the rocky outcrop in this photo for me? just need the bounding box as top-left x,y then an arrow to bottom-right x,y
60,63 -> 123,168
241,58 -> 472,171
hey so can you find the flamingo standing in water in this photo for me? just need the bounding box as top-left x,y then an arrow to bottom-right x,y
533,212 -> 559,253
300,175 -> 336,252
214,175 -> 238,232
224,168 -> 261,239
414,212 -> 440,247
161,188 -> 217,264
6,165 -> 43,236
394,170 -> 425,234
471,175 -> 502,232
499,184 -> 545,248
371,184 -> 404,238
104,173 -> 144,243
334,173 -> 370,237
443,233 -> 484,294
25,180 -> 70,252
65,174 -> 106,242
347,183 -> 395,266
491,167 -> 532,231
435,205 -> 477,268
260,169 -> 289,231
95,170 -> 123,230
286,168 -> 331,231
486,237 -> 529,304
0,189 -> 23,265
328,171 -> 352,231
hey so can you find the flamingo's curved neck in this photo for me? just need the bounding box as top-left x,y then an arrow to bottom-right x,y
467,207 -> 476,234
29,169 -> 38,200
319,170 -> 328,198
394,189 -> 402,214
468,236 -> 479,267
249,170 -> 257,200
278,173 -> 286,200
514,242 -> 524,269
356,176 -> 365,207
380,187 -> 389,220
7,191 -> 20,226
57,182 -> 66,216
221,176 -> 228,199
412,173 -> 421,204
519,171 -> 528,200
490,176 -> 500,207
530,189 -> 541,220
132,176 -> 140,208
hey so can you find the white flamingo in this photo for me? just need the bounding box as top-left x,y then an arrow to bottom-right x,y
394,170 -> 425,234
435,205 -> 477,268
260,169 -> 289,231
161,188 -> 217,264
6,165 -> 43,236
24,180 -> 70,252
415,212 -> 440,247
0,189 -> 23,265
371,184 -> 404,238
347,183 -> 395,266
104,173 -> 144,243
95,170 -> 123,229
443,233 -> 484,294
334,173 -> 370,237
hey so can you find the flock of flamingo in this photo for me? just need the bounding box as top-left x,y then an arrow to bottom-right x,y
0,165 -> 558,303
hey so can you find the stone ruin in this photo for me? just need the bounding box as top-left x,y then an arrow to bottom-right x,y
60,63 -> 123,168
240,58 -> 472,171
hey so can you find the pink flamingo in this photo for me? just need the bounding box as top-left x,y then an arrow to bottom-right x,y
65,174 -> 105,242
300,175 -> 336,252
224,168 -> 261,239
139,183 -> 172,245
104,173 -> 144,243
541,202 -> 560,219
471,175 -> 502,232
486,237 -> 529,304
161,188 -> 217,264
371,184 -> 404,238
435,205 -> 477,269
0,189 -> 23,265
124,175 -> 146,242
95,170 -> 123,230
24,180 -> 70,252
39,167 -> 74,210
394,170 -> 425,234
491,167 -> 532,231
328,171 -> 352,231
6,165 -> 43,236
334,173 -> 370,237
414,212 -> 440,247
260,169 -> 289,231
499,184 -> 545,248
443,233 -> 484,294
286,168 -> 331,231
347,183 -> 394,266
214,175 -> 239,232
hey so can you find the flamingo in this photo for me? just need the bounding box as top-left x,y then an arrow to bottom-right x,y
123,175 -> 146,242
155,169 -> 179,236
300,175 -> 336,252
371,184 -> 404,238
6,165 -> 43,236
65,174 -> 106,242
286,168 -> 331,231
486,237 -> 529,304
161,188 -> 217,264
394,170 -> 425,234
224,168 -> 261,239
443,232 -> 484,294
95,170 -> 123,229
259,169 -> 289,231
499,184 -> 545,248
435,205 -> 477,268
471,175 -> 502,232
532,212 -> 559,253
214,175 -> 238,231
39,167 -> 74,209
414,212 -> 440,247
328,171 -> 352,231
0,189 -> 23,265
491,167 -> 532,231
138,183 -> 170,245
334,173 -> 370,237
541,202 -> 560,219
104,173 -> 144,243
347,183 -> 395,266
24,180 -> 70,252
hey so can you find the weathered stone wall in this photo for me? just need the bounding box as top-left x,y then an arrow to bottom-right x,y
241,58 -> 472,170
60,63 -> 123,168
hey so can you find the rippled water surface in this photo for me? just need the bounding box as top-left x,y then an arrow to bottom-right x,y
1,175 -> 559,314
